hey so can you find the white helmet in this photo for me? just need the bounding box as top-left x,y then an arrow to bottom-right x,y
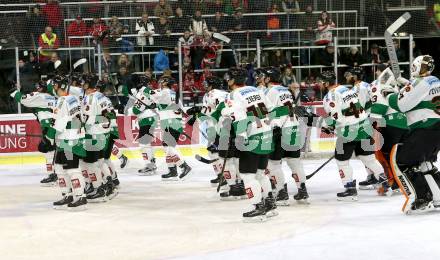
411,55 -> 435,77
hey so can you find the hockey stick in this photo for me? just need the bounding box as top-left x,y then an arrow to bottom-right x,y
195,154 -> 219,164
67,58 -> 88,94
384,12 -> 411,79
305,155 -> 335,180
213,33 -> 239,66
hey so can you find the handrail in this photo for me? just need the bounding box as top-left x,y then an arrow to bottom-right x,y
68,26 -> 368,40
63,10 -> 358,22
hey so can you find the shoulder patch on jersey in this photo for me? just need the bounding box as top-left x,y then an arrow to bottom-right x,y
372,87 -> 377,93
330,102 -> 335,108
404,86 -> 411,92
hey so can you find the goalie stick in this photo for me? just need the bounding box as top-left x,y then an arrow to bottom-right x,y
384,12 -> 411,79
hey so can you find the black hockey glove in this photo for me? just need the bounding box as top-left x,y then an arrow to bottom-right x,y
187,106 -> 202,116
321,125 -> 335,135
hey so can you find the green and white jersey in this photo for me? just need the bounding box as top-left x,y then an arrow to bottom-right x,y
10,90 -> 56,130
82,91 -> 113,135
200,88 -> 228,136
355,81 -> 372,112
150,88 -> 183,132
131,86 -> 158,127
387,75 -> 440,129
47,83 -> 84,101
265,85 -> 301,146
323,85 -> 372,141
369,81 -> 407,129
225,86 -> 274,154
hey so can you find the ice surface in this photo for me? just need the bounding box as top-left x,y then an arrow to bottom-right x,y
0,157 -> 439,260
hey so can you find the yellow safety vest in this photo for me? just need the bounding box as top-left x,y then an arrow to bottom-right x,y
40,33 -> 57,57
435,4 -> 440,23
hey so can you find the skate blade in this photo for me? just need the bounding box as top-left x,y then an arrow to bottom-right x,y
210,183 -> 219,187
337,196 -> 358,202
87,197 -> 108,203
243,215 -> 268,223
220,195 -> 247,201
138,171 -> 157,176
406,202 -> 437,215
358,185 -> 376,190
179,172 -> 193,181
53,205 -> 69,210
41,182 -> 57,187
295,199 -> 310,205
107,191 -> 119,200
265,210 -> 279,218
276,200 -> 290,206
68,205 -> 87,212
162,177 -> 179,182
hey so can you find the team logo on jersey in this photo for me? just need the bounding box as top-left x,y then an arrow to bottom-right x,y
404,86 -> 411,92
330,102 -> 335,108
371,87 -> 377,93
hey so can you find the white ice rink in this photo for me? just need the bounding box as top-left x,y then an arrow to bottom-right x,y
0,156 -> 439,260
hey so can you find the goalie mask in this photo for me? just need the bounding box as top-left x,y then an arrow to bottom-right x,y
411,55 -> 435,77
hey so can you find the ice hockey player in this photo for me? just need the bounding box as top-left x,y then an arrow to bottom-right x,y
49,77 -> 87,210
223,67 -> 276,222
187,76 -> 246,200
147,76 -> 192,181
254,68 -> 267,91
10,81 -> 58,186
386,55 -> 440,213
263,67 -> 309,205
81,75 -> 116,202
131,81 -> 159,175
369,65 -> 408,194
320,70 -> 388,201
344,67 -> 372,111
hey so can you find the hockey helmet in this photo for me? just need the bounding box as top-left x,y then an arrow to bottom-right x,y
253,68 -> 267,81
158,75 -> 175,87
320,70 -> 336,84
52,75 -> 68,90
82,74 -> 99,89
346,66 -> 364,79
226,67 -> 247,85
204,76 -> 224,90
35,81 -> 48,93
411,55 -> 435,77
264,67 -> 281,84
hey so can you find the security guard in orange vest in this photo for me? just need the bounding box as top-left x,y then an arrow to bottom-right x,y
38,26 -> 60,62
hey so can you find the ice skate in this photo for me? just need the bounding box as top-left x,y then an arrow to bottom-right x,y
377,174 -> 393,197
276,184 -> 290,206
138,163 -> 157,176
105,176 -> 118,200
67,197 -> 87,211
86,185 -> 108,203
359,174 -> 378,190
53,195 -> 73,210
220,181 -> 247,201
119,154 -> 128,169
210,174 -> 222,187
84,183 -> 94,195
337,180 -> 358,201
113,172 -> 120,188
162,166 -> 179,181
243,202 -> 267,223
178,162 -> 192,180
293,183 -> 310,204
40,173 -> 58,187
406,199 -> 435,215
264,193 -> 279,218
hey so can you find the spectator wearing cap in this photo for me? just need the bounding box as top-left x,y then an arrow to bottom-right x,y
67,16 -> 88,47
154,0 -> 173,17
38,26 -> 60,62
190,10 -> 209,37
26,5 -> 48,47
342,46 -> 364,67
316,11 -> 335,45
42,0 -> 63,44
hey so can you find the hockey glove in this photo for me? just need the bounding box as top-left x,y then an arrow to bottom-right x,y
187,106 -> 202,116
321,125 -> 335,135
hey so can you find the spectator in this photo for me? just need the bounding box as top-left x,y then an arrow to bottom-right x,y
117,53 -> 133,71
316,11 -> 336,45
193,0 -> 207,14
66,16 -> 88,47
208,0 -> 224,14
90,17 -> 109,46
141,68 -> 158,89
154,0 -> 173,17
267,3 -> 282,42
26,5 -> 47,47
154,49 -> 170,72
109,16 -> 126,45
230,7 -> 247,31
281,65 -> 297,87
156,16 -> 172,46
178,30 -> 194,59
202,32 -> 221,69
38,26 -> 60,62
190,10 -> 209,37
102,49 -> 116,73
136,13 -> 155,46
313,42 -> 336,67
41,0 -> 63,43
178,0 -> 195,16
269,49 -> 288,67
115,66 -> 133,104
298,5 -> 316,66
172,7 -> 190,33
209,11 -> 228,33
225,0 -> 246,15
364,43 -> 385,65
8,53 -> 40,93
342,46 -> 364,67
191,36 -> 206,70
